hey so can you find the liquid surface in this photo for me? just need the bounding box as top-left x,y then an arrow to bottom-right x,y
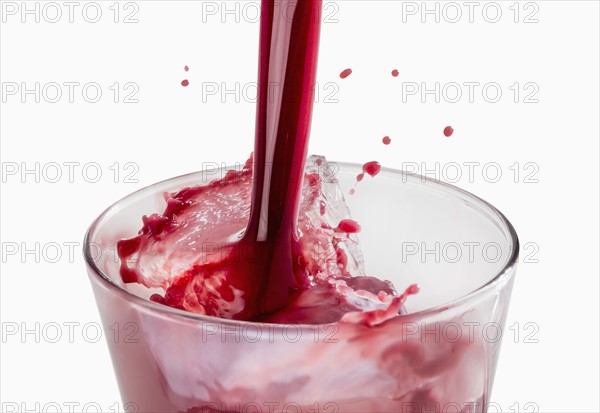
118,156 -> 416,325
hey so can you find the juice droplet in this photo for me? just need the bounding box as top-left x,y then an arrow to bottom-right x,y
337,248 -> 349,269
349,189 -> 356,196
339,68 -> 353,79
391,69 -> 399,77
149,294 -> 165,304
443,126 -> 454,137
382,136 -> 391,145
356,173 -> 364,182
337,219 -> 361,234
184,65 -> 189,72
319,200 -> 326,216
398,284 -> 420,302
181,79 -> 190,87
362,161 -> 382,177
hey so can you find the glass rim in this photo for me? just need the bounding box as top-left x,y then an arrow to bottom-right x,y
83,161 -> 520,329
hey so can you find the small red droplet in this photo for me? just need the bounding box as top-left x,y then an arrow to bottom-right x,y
356,173 -> 364,182
184,65 -> 189,72
150,294 -> 165,304
382,136 -> 391,145
349,189 -> 356,196
319,200 -> 326,215
391,69 -> 399,77
362,161 -> 382,177
337,219 -> 361,233
340,68 -> 352,79
181,79 -> 190,87
337,248 -> 348,268
443,126 -> 454,137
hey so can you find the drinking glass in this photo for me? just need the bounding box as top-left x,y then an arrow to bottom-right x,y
84,161 -> 519,413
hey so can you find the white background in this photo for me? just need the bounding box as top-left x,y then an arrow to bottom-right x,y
1,1 -> 599,412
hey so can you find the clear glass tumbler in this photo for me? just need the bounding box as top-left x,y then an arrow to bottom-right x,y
84,161 -> 519,413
